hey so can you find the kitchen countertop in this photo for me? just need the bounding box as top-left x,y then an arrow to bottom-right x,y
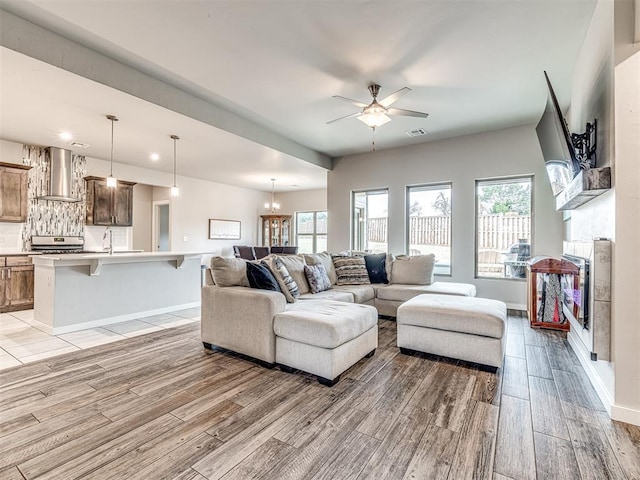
0,251 -> 42,256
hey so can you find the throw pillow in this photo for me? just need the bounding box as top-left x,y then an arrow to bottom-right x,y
364,253 -> 389,284
269,254 -> 310,294
304,263 -> 331,293
246,262 -> 281,292
303,251 -> 338,286
263,259 -> 300,303
332,254 -> 371,286
210,256 -> 250,287
391,254 -> 436,285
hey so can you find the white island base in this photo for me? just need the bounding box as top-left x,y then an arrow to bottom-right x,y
32,252 -> 203,335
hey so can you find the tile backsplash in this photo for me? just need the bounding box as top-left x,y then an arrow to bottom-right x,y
21,145 -> 87,250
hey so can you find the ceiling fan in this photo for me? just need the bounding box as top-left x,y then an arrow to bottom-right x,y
327,84 -> 429,129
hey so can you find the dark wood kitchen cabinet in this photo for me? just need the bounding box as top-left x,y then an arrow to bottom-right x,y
0,255 -> 34,313
0,162 -> 31,223
85,176 -> 136,226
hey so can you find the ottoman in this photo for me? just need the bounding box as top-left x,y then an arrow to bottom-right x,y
274,300 -> 378,386
397,294 -> 506,369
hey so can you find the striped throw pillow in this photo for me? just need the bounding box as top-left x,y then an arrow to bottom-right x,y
331,254 -> 371,286
263,259 -> 300,303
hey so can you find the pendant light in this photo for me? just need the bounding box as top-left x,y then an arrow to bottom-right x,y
264,178 -> 280,213
106,115 -> 118,188
170,134 -> 180,197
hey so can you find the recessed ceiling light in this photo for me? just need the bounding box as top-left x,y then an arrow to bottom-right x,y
290,184 -> 300,188
150,153 -> 160,161
59,131 -> 73,141
69,141 -> 90,148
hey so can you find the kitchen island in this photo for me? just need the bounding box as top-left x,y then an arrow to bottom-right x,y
32,251 -> 203,334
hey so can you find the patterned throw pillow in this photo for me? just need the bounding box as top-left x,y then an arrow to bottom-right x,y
304,264 -> 331,293
246,262 -> 281,292
331,254 -> 371,286
263,259 -> 300,303
364,253 -> 388,284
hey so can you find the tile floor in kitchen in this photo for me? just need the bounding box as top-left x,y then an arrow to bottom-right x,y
0,307 -> 201,370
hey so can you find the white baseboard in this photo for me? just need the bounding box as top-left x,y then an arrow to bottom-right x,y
567,329 -> 614,415
31,302 -> 200,336
611,404 -> 640,426
506,303 -> 526,311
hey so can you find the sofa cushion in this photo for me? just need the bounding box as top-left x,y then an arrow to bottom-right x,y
332,255 -> 371,286
304,264 -> 331,293
275,300 -> 378,349
267,254 -> 310,295
391,254 -> 435,285
299,290 -> 354,303
210,256 -> 249,287
331,285 -> 376,304
364,253 -> 388,284
397,294 -> 506,339
246,262 -> 281,292
303,252 -> 338,286
376,282 -> 477,302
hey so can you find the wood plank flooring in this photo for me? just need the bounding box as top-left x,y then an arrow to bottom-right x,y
0,314 -> 639,479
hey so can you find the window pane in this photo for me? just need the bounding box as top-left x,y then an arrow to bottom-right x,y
296,212 -> 314,234
316,211 -> 327,234
353,190 -> 388,253
297,236 -> 314,254
407,184 -> 452,275
316,235 -> 327,252
476,177 -> 532,279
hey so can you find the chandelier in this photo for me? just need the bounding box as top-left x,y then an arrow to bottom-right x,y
264,178 -> 280,213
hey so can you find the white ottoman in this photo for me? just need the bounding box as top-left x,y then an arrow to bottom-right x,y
274,300 -> 378,386
397,294 -> 507,369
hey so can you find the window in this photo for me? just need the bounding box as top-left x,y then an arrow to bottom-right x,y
407,183 -> 452,275
352,189 -> 388,253
476,176 -> 533,279
295,211 -> 327,254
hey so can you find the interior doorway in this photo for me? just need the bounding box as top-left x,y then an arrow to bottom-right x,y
153,201 -> 170,252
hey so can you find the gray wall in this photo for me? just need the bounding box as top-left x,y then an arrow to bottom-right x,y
328,125 -> 564,308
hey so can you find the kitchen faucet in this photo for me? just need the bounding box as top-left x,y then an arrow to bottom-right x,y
103,227 -> 113,255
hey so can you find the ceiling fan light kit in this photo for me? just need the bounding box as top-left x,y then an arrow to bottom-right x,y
327,83 -> 429,150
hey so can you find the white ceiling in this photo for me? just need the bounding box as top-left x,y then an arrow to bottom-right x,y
0,0 -> 596,192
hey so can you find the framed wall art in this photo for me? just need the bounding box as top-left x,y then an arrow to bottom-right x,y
209,219 -> 241,240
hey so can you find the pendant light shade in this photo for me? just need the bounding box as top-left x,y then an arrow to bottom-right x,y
106,115 -> 118,188
264,178 -> 280,213
170,135 -> 180,197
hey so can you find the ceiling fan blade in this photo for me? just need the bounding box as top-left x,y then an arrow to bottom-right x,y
332,95 -> 368,108
387,107 -> 429,118
378,87 -> 411,107
326,111 -> 362,125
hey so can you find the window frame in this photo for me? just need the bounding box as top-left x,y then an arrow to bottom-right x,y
295,210 -> 327,254
474,175 -> 534,281
405,182 -> 453,276
351,188 -> 389,253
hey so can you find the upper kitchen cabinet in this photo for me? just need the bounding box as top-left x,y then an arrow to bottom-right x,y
85,176 -> 136,226
0,162 -> 31,223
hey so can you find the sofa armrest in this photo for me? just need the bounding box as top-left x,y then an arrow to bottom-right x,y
201,286 -> 286,364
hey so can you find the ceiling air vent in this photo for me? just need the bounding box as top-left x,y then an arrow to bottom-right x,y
69,141 -> 90,148
405,128 -> 428,137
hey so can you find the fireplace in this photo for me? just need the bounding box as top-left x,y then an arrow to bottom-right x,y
561,254 -> 590,330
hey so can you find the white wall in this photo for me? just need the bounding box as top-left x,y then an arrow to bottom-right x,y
276,188 -> 327,216
328,125 -> 564,308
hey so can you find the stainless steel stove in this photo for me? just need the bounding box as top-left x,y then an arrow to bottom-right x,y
30,236 -> 89,254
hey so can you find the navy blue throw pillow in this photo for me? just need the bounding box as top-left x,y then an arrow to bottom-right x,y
246,262 -> 281,292
365,253 -> 388,284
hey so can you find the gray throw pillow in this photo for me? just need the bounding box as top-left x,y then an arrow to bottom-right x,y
304,263 -> 331,293
332,254 -> 371,286
263,258 -> 300,303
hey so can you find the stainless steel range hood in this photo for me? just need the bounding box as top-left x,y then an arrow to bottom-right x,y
39,147 -> 79,202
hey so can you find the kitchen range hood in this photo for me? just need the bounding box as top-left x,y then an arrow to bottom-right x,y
38,147 -> 79,202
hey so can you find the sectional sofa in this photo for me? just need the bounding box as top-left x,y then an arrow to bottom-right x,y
200,251 -> 476,384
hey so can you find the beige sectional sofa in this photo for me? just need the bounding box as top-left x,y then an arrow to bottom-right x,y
200,252 -> 476,385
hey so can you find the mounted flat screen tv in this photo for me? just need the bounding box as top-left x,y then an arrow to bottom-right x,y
536,71 -> 581,195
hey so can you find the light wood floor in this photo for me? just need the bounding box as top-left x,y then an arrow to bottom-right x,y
1,315 -> 639,480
